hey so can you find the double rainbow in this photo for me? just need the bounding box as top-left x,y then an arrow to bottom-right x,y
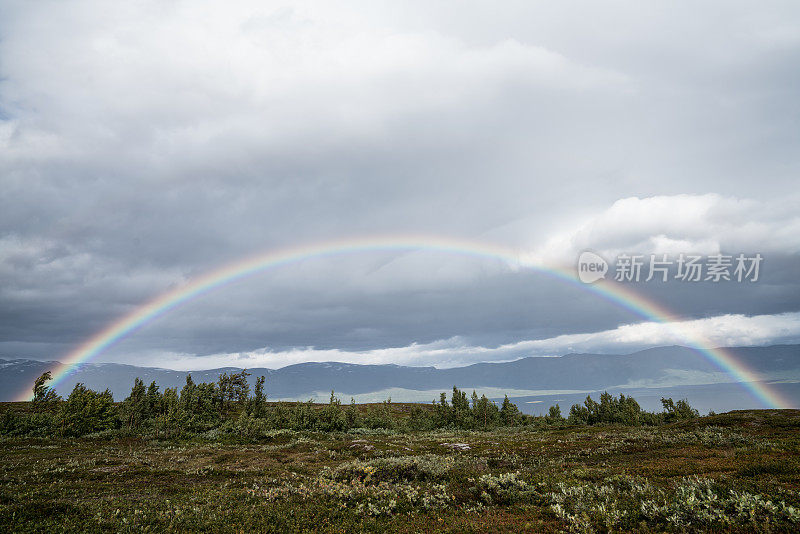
18,235 -> 793,408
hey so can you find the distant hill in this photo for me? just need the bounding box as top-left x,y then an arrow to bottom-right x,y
2,345 -> 798,413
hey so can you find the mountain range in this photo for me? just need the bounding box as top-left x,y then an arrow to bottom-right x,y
2,344 -> 799,414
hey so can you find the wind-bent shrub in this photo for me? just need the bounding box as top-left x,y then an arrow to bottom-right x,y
499,395 -> 522,426
249,375 -> 267,417
59,383 -> 116,437
661,397 -> 700,422
566,392 -> 699,426
31,371 -> 61,411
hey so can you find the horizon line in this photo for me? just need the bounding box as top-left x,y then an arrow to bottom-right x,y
8,340 -> 795,374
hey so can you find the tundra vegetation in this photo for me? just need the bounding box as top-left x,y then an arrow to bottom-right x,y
1,372 -> 798,532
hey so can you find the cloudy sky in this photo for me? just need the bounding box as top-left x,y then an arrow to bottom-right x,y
1,0 -> 799,370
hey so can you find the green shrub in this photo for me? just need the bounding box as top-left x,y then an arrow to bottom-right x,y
474,472 -> 541,505
0,411 -> 57,437
59,383 -> 117,437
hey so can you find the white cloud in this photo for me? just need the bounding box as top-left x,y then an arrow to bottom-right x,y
521,194 -> 800,267
124,311 -> 800,370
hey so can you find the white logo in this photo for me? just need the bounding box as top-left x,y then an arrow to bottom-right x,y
577,251 -> 608,284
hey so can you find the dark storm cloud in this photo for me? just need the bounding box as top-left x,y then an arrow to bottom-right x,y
1,1 -> 799,367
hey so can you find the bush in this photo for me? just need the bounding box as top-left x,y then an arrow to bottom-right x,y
0,411 -> 57,437
31,371 -> 61,411
362,399 -> 395,430
334,455 -> 460,484
59,383 -> 117,437
474,472 -> 541,505
566,393 -> 698,427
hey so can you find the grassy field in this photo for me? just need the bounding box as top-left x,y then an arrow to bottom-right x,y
1,406 -> 799,533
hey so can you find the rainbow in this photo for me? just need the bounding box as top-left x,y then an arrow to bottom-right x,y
18,235 -> 793,408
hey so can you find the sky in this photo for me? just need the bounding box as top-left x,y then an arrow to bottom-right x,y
1,0 -> 799,371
